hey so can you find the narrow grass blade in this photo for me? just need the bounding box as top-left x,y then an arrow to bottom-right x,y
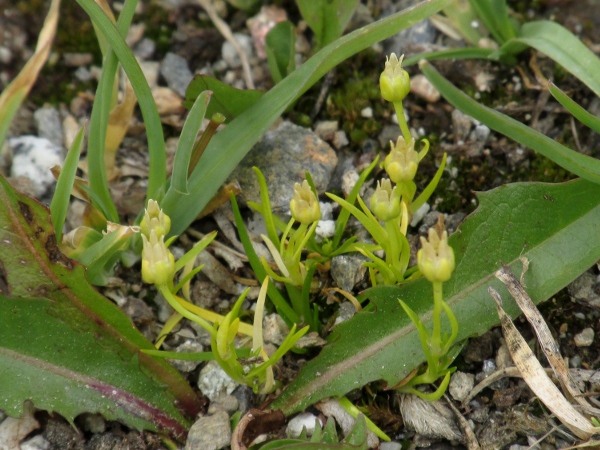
51,125 -> 85,243
548,81 -> 600,134
421,61 -> 600,183
169,91 -> 211,195
76,0 -> 167,200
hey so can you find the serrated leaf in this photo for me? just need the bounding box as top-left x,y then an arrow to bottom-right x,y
0,175 -> 201,438
273,179 -> 600,414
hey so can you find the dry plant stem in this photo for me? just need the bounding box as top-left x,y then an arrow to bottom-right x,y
443,393 -> 481,450
488,287 -> 600,440
495,262 -> 597,413
197,0 -> 255,89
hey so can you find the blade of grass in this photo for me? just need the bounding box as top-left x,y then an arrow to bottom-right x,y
163,0 -> 453,236
76,0 -> 167,202
51,125 -> 85,243
548,81 -> 600,135
169,91 -> 211,195
420,61 -> 600,183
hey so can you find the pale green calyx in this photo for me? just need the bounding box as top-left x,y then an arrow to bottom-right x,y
140,199 -> 171,238
370,178 -> 400,222
417,228 -> 455,283
384,136 -> 419,183
290,180 -> 321,224
379,53 -> 410,103
141,230 -> 175,286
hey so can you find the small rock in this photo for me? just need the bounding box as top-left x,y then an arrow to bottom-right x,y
20,435 -> 50,450
341,169 -> 360,198
139,60 -> 160,89
171,340 -> 204,373
247,5 -> 288,59
333,301 -> 357,327
221,33 -> 254,69
570,355 -> 583,368
316,219 -> 335,239
384,19 -> 437,55
74,66 -> 92,82
410,74 -> 440,102
314,120 -> 339,141
208,394 -> 239,414
160,52 -> 194,97
470,123 -> 491,142
8,136 -> 63,199
410,202 -> 430,227
331,130 -> 349,149
360,106 -> 373,118
198,360 -> 239,401
0,46 -> 13,64
574,328 -> 594,347
449,371 -> 475,402
399,393 -> 463,442
230,121 -> 338,212
451,109 -> 474,144
151,87 -> 184,116
134,38 -> 156,60
569,272 -> 600,308
495,341 -> 514,370
286,413 -> 322,438
185,412 -> 231,450
197,251 -> 241,295
33,106 -> 63,148
80,413 -> 106,434
263,313 -> 290,346
331,254 -> 367,292
62,52 -> 93,67
380,442 -> 402,450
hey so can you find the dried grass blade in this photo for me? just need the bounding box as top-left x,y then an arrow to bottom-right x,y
495,262 -> 599,415
488,287 -> 599,440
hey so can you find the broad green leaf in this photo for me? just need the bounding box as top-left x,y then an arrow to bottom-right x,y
548,81 -> 600,135
273,179 -> 600,414
296,0 -> 360,50
0,175 -> 201,437
496,20 -> 600,97
165,0 -> 453,236
266,21 -> 296,84
420,61 -> 600,183
184,76 -> 264,123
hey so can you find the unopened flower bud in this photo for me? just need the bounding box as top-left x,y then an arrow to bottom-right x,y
384,136 -> 418,183
380,53 -> 410,103
141,230 -> 175,286
370,179 -> 400,222
417,228 -> 455,283
140,199 -> 171,238
290,180 -> 321,224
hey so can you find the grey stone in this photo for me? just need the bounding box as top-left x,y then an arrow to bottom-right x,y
160,52 -> 193,97
230,121 -> 338,213
198,360 -> 239,401
330,254 -> 367,292
384,18 -> 437,55
171,340 -> 204,373
263,313 -> 290,346
208,394 -> 239,414
574,328 -> 594,347
33,106 -> 63,148
185,411 -> 231,450
449,371 -> 475,402
134,38 -> 156,60
8,136 -> 63,199
221,33 -> 254,69
569,271 -> 600,308
380,443 -> 402,450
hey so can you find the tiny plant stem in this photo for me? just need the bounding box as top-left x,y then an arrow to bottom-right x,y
393,101 -> 412,143
159,285 -> 216,338
432,281 -> 444,354
385,220 -> 401,275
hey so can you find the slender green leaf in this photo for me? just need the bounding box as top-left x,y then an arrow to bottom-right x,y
169,91 -> 211,195
184,76 -> 263,123
468,0 -> 517,44
165,0 -> 453,236
420,61 -> 600,183
273,179 -> 600,414
76,0 -> 167,201
0,175 -> 201,436
496,20 -> 600,97
402,47 -> 494,67
548,81 -> 600,135
266,21 -> 296,84
51,125 -> 85,243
